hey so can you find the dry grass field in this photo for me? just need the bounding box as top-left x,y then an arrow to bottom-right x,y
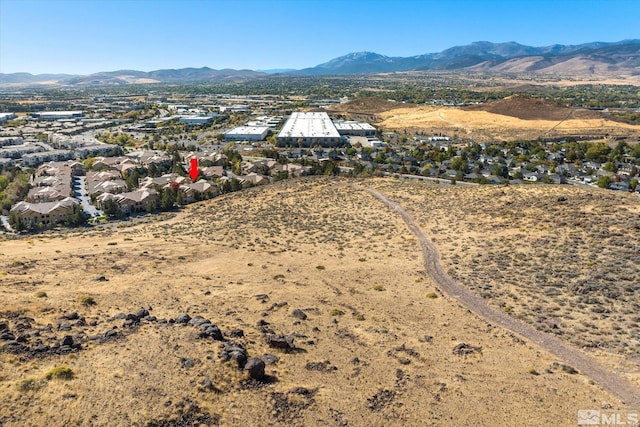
378,102 -> 640,142
373,178 -> 640,375
0,177 -> 635,426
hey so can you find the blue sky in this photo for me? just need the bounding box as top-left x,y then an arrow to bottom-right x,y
0,0 -> 638,74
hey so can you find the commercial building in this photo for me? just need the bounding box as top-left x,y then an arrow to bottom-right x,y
179,115 -> 215,125
32,111 -> 83,120
333,120 -> 376,137
276,112 -> 341,147
0,113 -> 16,121
224,126 -> 270,141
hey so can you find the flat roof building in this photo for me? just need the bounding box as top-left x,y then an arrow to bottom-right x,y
224,126 -> 270,141
32,111 -> 83,120
277,112 -> 341,147
333,120 -> 376,137
180,115 -> 215,125
0,112 -> 16,121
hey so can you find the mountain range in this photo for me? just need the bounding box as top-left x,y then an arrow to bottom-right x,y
2,39 -> 639,87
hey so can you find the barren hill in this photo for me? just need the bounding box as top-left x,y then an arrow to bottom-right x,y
1,177 -> 638,426
327,97 -> 416,115
463,95 -> 602,121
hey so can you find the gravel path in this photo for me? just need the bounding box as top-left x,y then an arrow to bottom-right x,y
366,186 -> 640,407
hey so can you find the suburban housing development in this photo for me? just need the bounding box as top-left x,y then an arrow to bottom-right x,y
1,89 -> 639,232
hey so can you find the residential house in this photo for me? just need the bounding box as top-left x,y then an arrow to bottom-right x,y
139,173 -> 186,191
10,197 -> 80,228
201,166 -> 224,179
96,189 -> 159,214
22,150 -> 74,167
180,180 -> 218,203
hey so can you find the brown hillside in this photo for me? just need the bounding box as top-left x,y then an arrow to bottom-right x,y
464,95 -> 602,121
327,97 -> 415,115
0,177 -> 631,426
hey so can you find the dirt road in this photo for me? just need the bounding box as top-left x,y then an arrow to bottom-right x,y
366,186 -> 640,407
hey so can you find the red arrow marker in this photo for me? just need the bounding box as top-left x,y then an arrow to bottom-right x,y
189,158 -> 199,181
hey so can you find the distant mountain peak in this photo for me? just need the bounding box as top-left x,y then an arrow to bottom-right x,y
2,39 -> 639,86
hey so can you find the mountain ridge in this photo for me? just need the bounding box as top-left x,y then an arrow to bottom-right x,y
2,39 -> 639,86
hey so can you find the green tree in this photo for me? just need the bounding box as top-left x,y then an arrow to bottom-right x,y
102,199 -> 123,219
585,142 -> 611,163
66,205 -> 88,227
597,175 -> 612,189
450,156 -> 468,172
160,188 -> 176,211
602,161 -> 617,173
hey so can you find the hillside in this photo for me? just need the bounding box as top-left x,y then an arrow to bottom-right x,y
1,177 -> 634,426
463,95 -> 602,121
377,95 -> 640,141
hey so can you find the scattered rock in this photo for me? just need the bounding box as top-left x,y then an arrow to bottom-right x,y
95,276 -> 108,282
134,308 -> 149,319
261,354 -> 279,365
198,378 -> 219,393
244,357 -> 266,380
188,316 -> 210,327
291,309 -> 307,320
264,334 -> 295,350
181,357 -> 196,369
230,350 -> 247,368
367,389 -> 395,412
257,319 -> 274,334
61,335 -> 74,346
61,312 -> 79,321
305,360 -> 337,372
452,343 -> 482,356
0,331 -> 15,341
229,328 -> 244,338
199,324 -> 223,341
175,313 -> 191,324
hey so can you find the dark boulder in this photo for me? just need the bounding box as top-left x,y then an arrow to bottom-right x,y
264,334 -> 295,350
244,357 -> 265,380
175,313 -> 191,324
61,312 -> 79,321
134,308 -> 149,319
291,309 -> 308,320
199,325 -> 223,341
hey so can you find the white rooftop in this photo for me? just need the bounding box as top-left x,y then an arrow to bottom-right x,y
277,112 -> 340,139
225,126 -> 270,135
333,121 -> 376,131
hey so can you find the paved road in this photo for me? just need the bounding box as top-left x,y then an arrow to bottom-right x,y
366,186 -> 640,407
72,176 -> 102,217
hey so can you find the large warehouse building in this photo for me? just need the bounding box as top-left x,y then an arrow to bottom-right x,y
333,120 -> 376,137
224,126 -> 270,141
276,112 -> 341,147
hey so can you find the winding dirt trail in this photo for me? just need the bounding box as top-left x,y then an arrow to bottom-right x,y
366,186 -> 640,407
